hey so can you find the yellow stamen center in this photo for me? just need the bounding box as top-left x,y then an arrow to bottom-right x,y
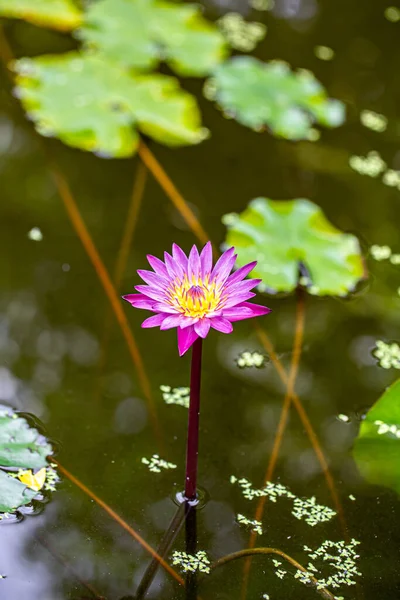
166,275 -> 223,318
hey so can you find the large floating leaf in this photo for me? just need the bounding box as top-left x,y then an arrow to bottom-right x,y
0,470 -> 37,513
14,52 -> 207,158
0,0 -> 82,31
205,57 -> 345,140
0,405 -> 56,515
354,379 -> 400,496
222,198 -> 365,296
78,0 -> 227,77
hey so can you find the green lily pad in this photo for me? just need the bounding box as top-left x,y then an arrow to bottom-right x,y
13,52 -> 207,158
0,470 -> 37,514
0,408 -> 51,468
354,379 -> 400,496
222,198 -> 365,296
0,404 -> 56,515
0,0 -> 82,31
78,0 -> 227,77
205,56 -> 345,140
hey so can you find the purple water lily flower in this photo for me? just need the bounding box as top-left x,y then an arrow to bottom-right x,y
123,242 -> 271,356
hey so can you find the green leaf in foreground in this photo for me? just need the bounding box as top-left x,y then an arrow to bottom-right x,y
78,0 -> 227,77
205,56 -> 345,140
0,0 -> 82,31
222,198 -> 365,296
0,404 -> 57,515
354,379 -> 400,496
14,52 -> 207,158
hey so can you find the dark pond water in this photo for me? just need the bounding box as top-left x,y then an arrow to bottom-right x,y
1,0 -> 400,599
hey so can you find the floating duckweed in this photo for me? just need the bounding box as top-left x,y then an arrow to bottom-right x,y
307,128 -> 321,141
27,227 -> 43,241
171,550 -> 210,574
373,340 -> 400,369
314,45 -> 335,61
250,0 -> 275,10
303,539 -> 361,589
275,568 -> 287,579
390,253 -> 400,264
230,476 -> 336,526
349,151 -> 386,177
237,513 -> 263,534
160,385 -> 190,408
360,110 -> 388,132
384,6 -> 400,22
218,13 -> 266,52
44,464 -> 60,492
382,169 -> 400,187
374,419 -> 400,438
337,414 -> 350,423
370,244 -> 392,261
272,559 -> 282,567
237,351 -> 266,368
141,454 -> 177,473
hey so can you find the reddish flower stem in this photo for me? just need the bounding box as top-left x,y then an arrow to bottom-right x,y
184,337 -> 203,500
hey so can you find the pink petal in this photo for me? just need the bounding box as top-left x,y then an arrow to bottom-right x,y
221,291 -> 256,309
211,247 -> 237,285
188,245 -> 201,281
160,314 -> 186,330
141,314 -> 165,328
177,325 -> 199,356
172,243 -> 188,271
164,251 -> 183,278
225,261 -> 257,286
222,302 -> 271,322
194,318 -> 211,338
152,301 -> 180,314
180,317 -> 199,328
135,285 -> 166,301
210,317 -> 233,334
137,269 -> 168,288
146,254 -> 169,278
200,242 -> 213,279
122,293 -> 154,310
225,278 -> 262,296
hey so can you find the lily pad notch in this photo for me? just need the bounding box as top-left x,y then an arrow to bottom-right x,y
0,405 -> 58,517
222,197 -> 366,296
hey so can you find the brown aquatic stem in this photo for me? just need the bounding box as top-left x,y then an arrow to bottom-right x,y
211,548 -> 336,600
241,288 -> 306,600
138,141 -> 211,248
52,458 -> 184,588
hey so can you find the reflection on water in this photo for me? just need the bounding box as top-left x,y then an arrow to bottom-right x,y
1,0 -> 400,598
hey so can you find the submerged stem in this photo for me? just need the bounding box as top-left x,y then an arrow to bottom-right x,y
185,337 -> 203,501
185,502 -> 198,600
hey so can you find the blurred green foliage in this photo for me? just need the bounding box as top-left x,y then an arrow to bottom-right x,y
78,0 -> 227,76
354,378 -> 400,496
14,52 -> 207,158
205,57 -> 345,140
223,198 -> 365,296
0,0 -> 82,31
